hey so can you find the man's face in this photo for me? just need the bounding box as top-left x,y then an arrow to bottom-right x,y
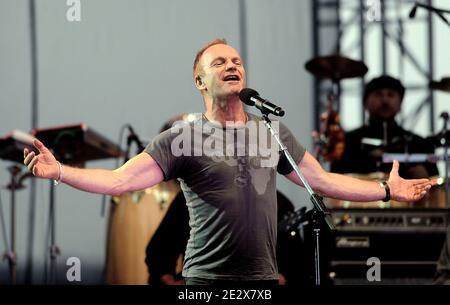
196,44 -> 246,99
365,88 -> 402,120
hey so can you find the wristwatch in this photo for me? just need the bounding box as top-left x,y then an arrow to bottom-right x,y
379,181 -> 390,202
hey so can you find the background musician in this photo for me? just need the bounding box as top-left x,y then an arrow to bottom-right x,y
330,75 -> 439,179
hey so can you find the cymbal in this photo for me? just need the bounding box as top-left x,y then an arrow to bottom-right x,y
305,55 -> 368,81
430,77 -> 450,93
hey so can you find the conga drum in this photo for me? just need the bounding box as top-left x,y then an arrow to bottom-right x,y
105,181 -> 180,284
416,176 -> 448,209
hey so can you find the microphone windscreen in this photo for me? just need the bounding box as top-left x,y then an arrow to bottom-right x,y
239,88 -> 259,106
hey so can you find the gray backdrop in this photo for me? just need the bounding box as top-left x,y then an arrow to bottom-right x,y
0,0 -> 313,284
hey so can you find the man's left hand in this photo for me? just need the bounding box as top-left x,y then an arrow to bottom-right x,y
388,160 -> 437,202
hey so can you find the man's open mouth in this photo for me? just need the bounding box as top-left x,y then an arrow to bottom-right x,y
223,75 -> 240,81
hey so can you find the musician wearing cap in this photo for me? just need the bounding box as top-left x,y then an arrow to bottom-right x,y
23,39 -> 435,285
330,75 -> 439,179
328,75 -> 450,284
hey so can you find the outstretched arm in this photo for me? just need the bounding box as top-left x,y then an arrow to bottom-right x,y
24,139 -> 164,196
286,151 -> 435,202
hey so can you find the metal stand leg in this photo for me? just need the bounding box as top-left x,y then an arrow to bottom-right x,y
6,166 -> 19,285
314,228 -> 321,286
46,181 -> 60,285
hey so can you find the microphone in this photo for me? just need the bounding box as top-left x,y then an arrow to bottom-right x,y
126,124 -> 145,151
408,2 -> 450,26
239,88 -> 285,117
409,5 -> 418,18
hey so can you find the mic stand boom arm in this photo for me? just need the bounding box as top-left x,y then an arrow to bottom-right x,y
412,2 -> 450,27
261,113 -> 336,285
124,125 -> 146,164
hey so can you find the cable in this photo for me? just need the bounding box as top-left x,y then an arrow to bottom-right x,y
115,123 -> 129,168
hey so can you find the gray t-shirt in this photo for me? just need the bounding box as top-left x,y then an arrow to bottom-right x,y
145,112 -> 306,280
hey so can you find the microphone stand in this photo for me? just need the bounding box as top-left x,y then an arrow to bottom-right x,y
410,2 -> 450,27
124,136 -> 132,164
260,113 -> 336,285
124,125 -> 145,164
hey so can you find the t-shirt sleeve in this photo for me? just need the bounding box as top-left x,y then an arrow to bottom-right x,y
144,129 -> 183,181
276,121 -> 306,175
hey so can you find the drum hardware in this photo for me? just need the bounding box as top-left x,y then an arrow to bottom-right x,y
382,153 -> 446,163
429,79 -> 450,206
1,166 -> 33,285
147,185 -> 171,210
430,77 -> 450,93
130,191 -> 146,204
0,130 -> 36,285
305,55 -> 368,163
361,138 -> 383,147
278,206 -> 308,234
439,112 -> 449,207
30,123 -> 123,284
423,113 -> 450,207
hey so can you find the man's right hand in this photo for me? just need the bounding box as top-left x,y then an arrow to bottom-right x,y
24,139 -> 60,180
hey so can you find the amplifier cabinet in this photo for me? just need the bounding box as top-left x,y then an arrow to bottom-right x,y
329,208 -> 450,284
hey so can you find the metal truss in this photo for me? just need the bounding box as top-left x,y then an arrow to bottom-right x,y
311,0 -> 436,134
